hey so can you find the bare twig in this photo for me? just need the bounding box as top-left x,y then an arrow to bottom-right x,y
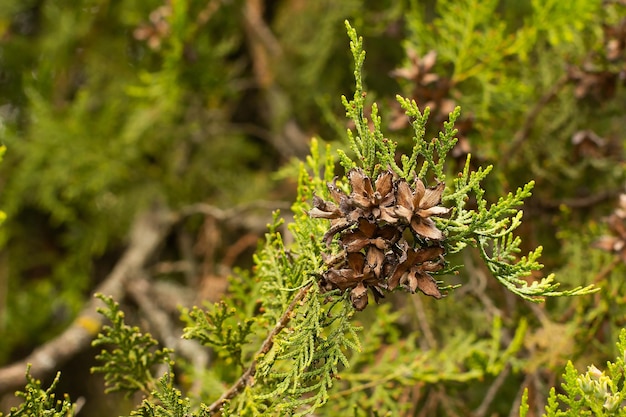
126,276 -> 209,397
412,295 -> 437,350
473,363 -> 512,417
508,373 -> 534,417
180,201 -> 291,224
206,281 -> 313,414
535,189 -> 620,210
501,74 -> 569,167
457,250 -> 502,320
0,206 -> 175,393
177,227 -> 200,287
241,0 -> 310,159
222,233 -> 260,268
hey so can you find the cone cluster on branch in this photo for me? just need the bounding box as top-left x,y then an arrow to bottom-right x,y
593,193 -> 626,262
568,16 -> 626,102
309,168 -> 450,310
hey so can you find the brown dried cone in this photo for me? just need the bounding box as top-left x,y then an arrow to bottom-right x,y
310,168 -> 450,310
309,182 -> 357,246
387,178 -> 450,240
388,242 -> 445,298
389,48 -> 475,166
593,194 -> 626,263
389,49 -> 456,129
348,168 -> 395,221
604,17 -> 626,62
319,249 -> 389,311
567,17 -> 626,102
568,65 -> 622,102
340,218 -> 401,253
310,168 -> 397,245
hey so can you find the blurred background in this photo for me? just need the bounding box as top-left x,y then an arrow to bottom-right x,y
0,0 -> 625,415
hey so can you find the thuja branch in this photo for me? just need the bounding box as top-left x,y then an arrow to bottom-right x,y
206,282 -> 313,415
310,21 -> 599,314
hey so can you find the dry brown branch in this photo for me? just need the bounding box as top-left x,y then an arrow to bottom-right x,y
206,281 -> 313,415
0,199 -> 289,394
411,295 -> 437,350
222,233 -> 260,268
180,200 -> 291,223
0,206 -> 175,393
177,227 -> 200,287
126,276 -> 209,396
535,189 -> 620,210
501,74 -> 569,167
241,0 -> 310,159
473,363 -> 512,417
243,0 -> 282,89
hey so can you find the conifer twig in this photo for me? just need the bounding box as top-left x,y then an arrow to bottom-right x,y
207,281 -> 313,414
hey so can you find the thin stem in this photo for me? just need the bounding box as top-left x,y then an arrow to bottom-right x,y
473,363 -> 512,417
207,281 -> 313,414
501,74 -> 569,167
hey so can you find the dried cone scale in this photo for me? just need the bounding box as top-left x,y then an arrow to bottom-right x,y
310,168 -> 450,310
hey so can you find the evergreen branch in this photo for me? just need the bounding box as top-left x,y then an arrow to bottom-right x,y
91,294 -> 172,395
340,20 -> 378,176
440,149 -> 598,301
132,372 -> 193,417
206,282 -> 313,415
521,328 -> 626,416
0,365 -> 74,417
478,241 -> 597,302
253,294 -> 361,415
395,97 -> 459,182
386,96 -> 431,180
183,301 -> 254,368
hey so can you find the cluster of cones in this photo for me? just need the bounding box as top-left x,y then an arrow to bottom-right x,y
309,168 -> 450,310
593,194 -> 626,263
568,16 -> 626,102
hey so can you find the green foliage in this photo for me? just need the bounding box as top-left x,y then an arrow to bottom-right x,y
0,366 -> 73,417
2,2 -> 623,416
521,328 -> 626,416
327,313 -> 528,415
182,204 -> 363,414
183,302 -> 254,368
0,0 -> 271,362
446,167 -> 595,301
131,373 -> 196,417
91,294 -> 172,396
253,292 -> 361,416
0,146 -> 6,227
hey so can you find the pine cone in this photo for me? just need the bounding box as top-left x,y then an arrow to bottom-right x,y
593,194 -> 626,263
310,168 -> 449,310
388,178 -> 449,240
387,243 -> 445,297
